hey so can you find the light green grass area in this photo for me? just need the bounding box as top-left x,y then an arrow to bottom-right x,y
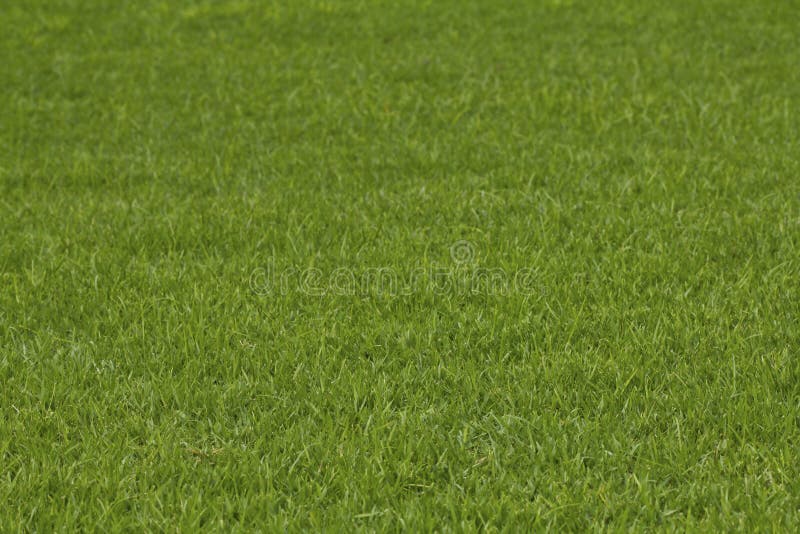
2,0 -> 799,530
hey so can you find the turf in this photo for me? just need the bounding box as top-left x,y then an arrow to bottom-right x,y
1,0 -> 800,531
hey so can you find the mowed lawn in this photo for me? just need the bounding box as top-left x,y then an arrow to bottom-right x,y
1,0 -> 799,530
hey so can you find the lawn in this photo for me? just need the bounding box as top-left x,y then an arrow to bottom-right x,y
1,0 -> 799,530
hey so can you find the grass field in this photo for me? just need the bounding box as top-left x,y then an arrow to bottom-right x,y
2,0 -> 800,530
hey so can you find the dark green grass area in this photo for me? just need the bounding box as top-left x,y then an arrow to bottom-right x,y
2,0 -> 800,530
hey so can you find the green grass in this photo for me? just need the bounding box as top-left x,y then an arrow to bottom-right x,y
2,0 -> 800,530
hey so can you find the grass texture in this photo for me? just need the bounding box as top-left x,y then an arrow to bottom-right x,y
1,0 -> 800,530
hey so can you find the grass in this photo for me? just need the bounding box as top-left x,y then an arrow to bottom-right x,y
1,0 -> 799,530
